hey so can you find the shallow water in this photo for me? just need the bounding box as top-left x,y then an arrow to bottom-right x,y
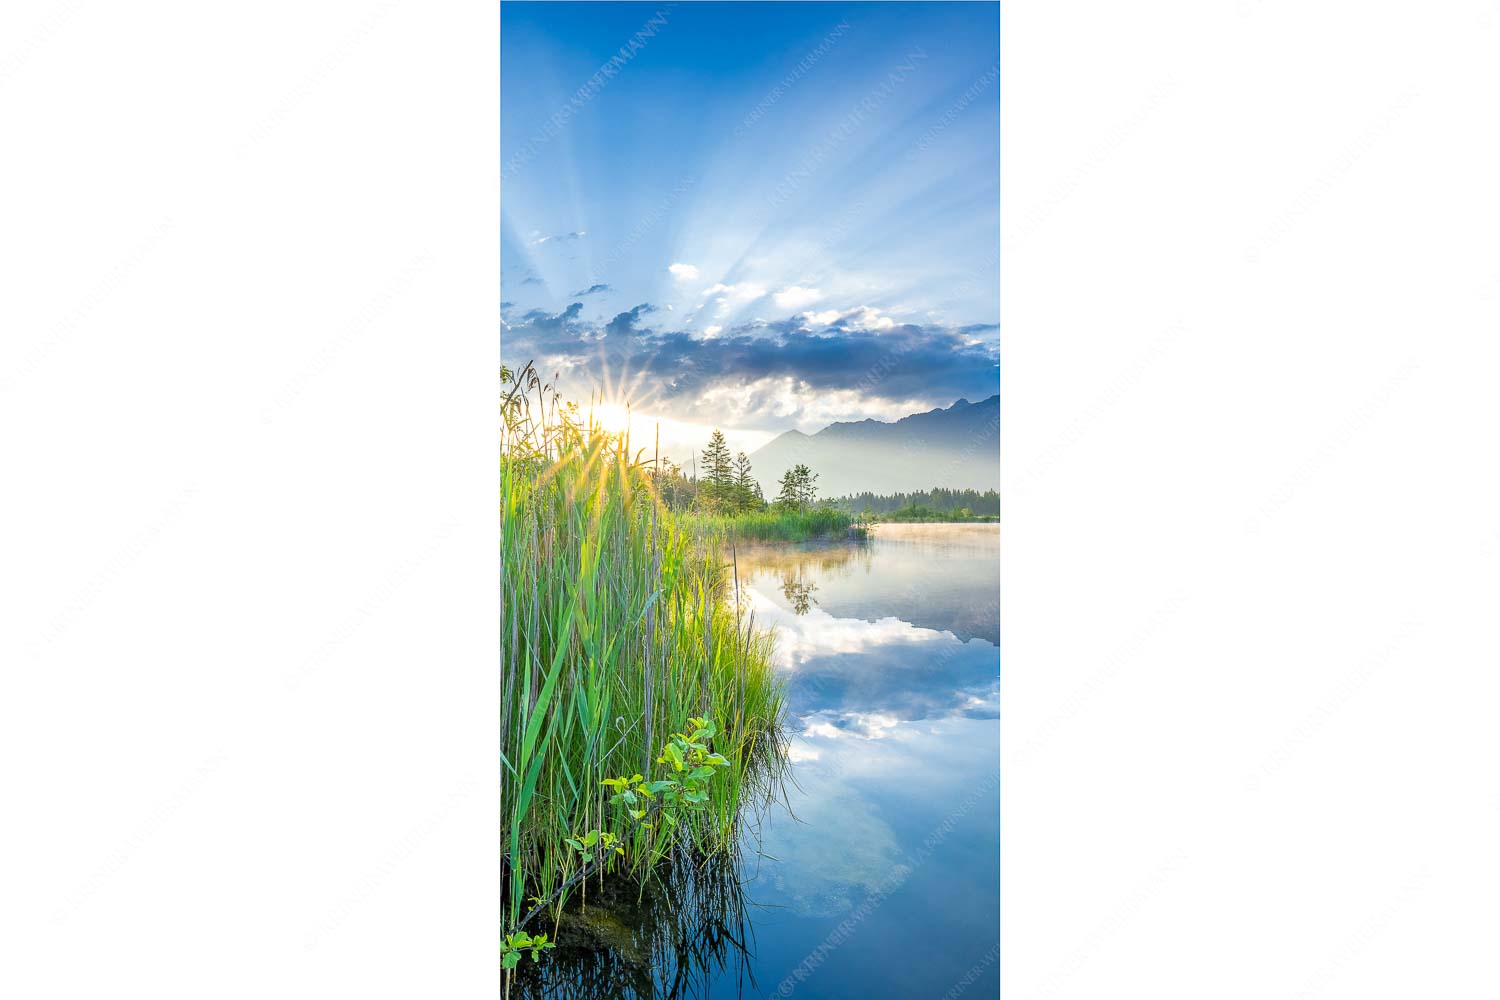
524,523 -> 999,998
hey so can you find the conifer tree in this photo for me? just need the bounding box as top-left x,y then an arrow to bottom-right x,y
700,429 -> 734,508
732,452 -> 759,512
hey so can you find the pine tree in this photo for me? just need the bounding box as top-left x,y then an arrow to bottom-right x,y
700,429 -> 734,509
732,452 -> 759,512
796,464 -> 818,508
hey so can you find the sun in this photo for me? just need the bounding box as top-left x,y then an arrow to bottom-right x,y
590,402 -> 635,436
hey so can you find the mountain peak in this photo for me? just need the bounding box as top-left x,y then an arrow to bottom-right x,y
748,393 -> 999,495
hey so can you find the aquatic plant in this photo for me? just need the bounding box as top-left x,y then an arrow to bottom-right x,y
502,932 -> 554,973
501,363 -> 786,984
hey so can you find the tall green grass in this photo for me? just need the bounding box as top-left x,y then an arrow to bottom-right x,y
681,506 -> 864,543
502,364 -> 785,945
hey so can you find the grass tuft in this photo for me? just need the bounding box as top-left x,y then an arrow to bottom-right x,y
501,363 -> 785,945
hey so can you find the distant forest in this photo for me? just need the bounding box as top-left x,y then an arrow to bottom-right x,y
827,488 -> 1001,517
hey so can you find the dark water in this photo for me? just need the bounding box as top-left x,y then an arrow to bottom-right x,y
524,524 -> 999,999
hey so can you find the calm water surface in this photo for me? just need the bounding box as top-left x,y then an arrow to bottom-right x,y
526,524 -> 999,999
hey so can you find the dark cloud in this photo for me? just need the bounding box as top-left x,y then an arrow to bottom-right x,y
502,303 -> 999,425
603,303 -> 656,338
571,283 -> 612,297
516,301 -> 584,338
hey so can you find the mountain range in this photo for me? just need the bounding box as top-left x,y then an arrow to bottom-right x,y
748,394 -> 999,498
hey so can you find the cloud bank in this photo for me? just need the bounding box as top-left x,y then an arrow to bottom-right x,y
502,299 -> 999,428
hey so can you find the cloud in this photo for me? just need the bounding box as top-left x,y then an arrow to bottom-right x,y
797,305 -> 896,331
502,303 -> 999,427
527,230 -> 586,247
513,302 -> 585,341
571,283 -> 612,296
603,302 -> 656,338
774,285 -> 824,310
668,262 -> 699,281
837,306 -> 896,331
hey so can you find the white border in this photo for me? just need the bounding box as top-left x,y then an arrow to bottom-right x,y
1,2 -> 500,994
1005,2 -> 1500,995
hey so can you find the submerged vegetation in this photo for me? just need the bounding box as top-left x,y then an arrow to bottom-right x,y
509,843 -> 759,999
501,363 -> 786,992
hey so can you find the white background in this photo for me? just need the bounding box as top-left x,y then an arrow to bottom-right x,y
1,2 -> 1496,998
0,3 -> 499,996
1005,2 -> 1500,998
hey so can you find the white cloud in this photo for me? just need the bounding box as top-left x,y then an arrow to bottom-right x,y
774,285 -> 824,310
668,262 -> 699,281
703,325 -> 722,338
797,305 -> 897,331
845,305 -> 896,331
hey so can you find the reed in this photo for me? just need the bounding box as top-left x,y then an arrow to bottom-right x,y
501,363 -> 785,949
681,506 -> 864,543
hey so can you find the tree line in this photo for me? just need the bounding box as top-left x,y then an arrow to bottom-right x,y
646,431 -> 999,519
826,488 -> 1001,516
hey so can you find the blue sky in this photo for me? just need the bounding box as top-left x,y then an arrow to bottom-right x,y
502,1 -> 998,459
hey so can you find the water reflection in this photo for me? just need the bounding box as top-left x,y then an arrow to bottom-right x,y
741,524 -> 999,645
728,524 -> 1000,998
514,847 -> 758,1000
526,524 -> 1000,999
777,570 -> 818,615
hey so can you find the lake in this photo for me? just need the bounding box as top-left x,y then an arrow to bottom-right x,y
522,523 -> 999,998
